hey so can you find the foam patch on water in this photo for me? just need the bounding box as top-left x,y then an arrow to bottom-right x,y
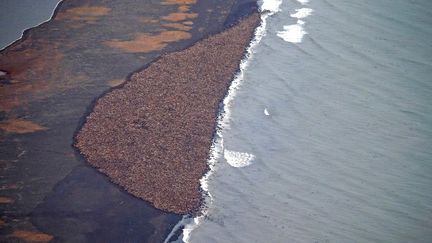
297,0 -> 309,5
278,6 -> 313,44
277,23 -> 307,43
224,149 -> 255,167
290,8 -> 313,18
297,19 -> 305,25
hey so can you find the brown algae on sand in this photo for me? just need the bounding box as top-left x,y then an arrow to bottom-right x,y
105,31 -> 192,53
76,13 -> 261,214
0,119 -> 47,134
162,12 -> 198,22
161,0 -> 197,5
106,0 -> 198,53
0,42 -> 64,112
11,230 -> 53,242
0,196 -> 15,204
163,22 -> 193,31
56,6 -> 111,23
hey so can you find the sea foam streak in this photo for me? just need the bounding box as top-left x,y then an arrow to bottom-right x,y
278,6 -> 313,43
297,0 -> 309,5
290,8 -> 313,18
277,22 -> 307,43
164,1 -> 282,242
224,149 -> 256,168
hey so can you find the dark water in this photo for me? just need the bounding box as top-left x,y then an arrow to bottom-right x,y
183,0 -> 432,242
0,0 -> 61,49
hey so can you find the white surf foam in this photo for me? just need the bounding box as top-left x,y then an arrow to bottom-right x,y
277,23 -> 307,43
290,8 -> 313,18
278,6 -> 313,44
224,149 -> 255,167
297,0 -> 309,5
261,0 -> 283,13
170,1 -> 282,242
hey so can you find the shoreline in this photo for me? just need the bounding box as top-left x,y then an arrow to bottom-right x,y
0,0 -> 257,241
0,0 -> 62,51
175,3 -> 278,240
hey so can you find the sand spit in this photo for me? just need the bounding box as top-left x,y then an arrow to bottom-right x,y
76,13 -> 260,214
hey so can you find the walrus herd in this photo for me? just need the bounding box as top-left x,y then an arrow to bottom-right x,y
75,13 -> 260,214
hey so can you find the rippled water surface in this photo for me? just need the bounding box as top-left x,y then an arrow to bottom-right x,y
185,0 -> 432,242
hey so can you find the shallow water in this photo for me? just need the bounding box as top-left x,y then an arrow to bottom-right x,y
0,0 -> 60,49
186,0 -> 432,242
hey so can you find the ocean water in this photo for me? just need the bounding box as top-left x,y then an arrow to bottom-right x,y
0,0 -> 60,49
179,0 -> 432,242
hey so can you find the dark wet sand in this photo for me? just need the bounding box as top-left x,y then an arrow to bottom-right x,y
76,13 -> 260,214
0,0 -> 257,241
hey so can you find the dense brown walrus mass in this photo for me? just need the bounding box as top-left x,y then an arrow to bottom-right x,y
75,13 -> 260,214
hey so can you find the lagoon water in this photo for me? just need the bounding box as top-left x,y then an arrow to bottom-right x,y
184,0 -> 432,242
0,0 -> 60,49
